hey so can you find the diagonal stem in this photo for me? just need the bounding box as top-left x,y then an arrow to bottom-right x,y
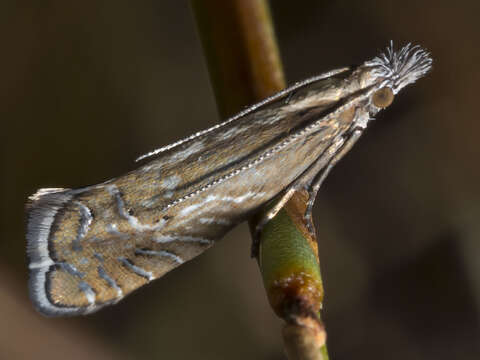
191,1 -> 329,359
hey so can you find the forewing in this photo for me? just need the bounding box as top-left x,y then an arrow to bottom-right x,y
27,187 -> 214,316
26,69 -> 353,316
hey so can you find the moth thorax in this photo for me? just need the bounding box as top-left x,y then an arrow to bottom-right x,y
372,87 -> 394,108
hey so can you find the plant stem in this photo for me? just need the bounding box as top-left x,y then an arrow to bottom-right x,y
191,1 -> 329,358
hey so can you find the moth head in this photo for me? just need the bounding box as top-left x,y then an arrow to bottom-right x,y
364,42 -> 432,93
357,42 -> 432,117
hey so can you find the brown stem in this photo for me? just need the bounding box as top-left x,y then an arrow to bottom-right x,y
191,1 -> 328,359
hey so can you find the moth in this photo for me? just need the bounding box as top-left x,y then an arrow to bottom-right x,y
26,43 -> 432,316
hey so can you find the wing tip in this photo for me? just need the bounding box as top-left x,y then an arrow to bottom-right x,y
25,188 -> 83,317
28,266 -> 79,317
29,265 -> 109,317
26,188 -> 71,270
26,187 -> 113,317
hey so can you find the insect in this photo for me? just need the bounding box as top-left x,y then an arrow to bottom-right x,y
26,43 -> 432,316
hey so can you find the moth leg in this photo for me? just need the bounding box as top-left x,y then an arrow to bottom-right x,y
251,128 -> 363,256
251,187 -> 296,257
304,129 -> 363,233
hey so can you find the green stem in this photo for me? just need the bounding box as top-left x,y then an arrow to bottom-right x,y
191,1 -> 329,359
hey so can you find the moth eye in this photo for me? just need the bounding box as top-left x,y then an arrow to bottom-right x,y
372,87 -> 394,108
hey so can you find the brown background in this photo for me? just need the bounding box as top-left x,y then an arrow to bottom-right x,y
1,1 -> 479,359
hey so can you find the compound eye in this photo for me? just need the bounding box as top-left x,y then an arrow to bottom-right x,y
372,87 -> 394,108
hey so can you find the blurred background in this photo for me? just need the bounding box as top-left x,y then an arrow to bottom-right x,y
1,1 -> 479,359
